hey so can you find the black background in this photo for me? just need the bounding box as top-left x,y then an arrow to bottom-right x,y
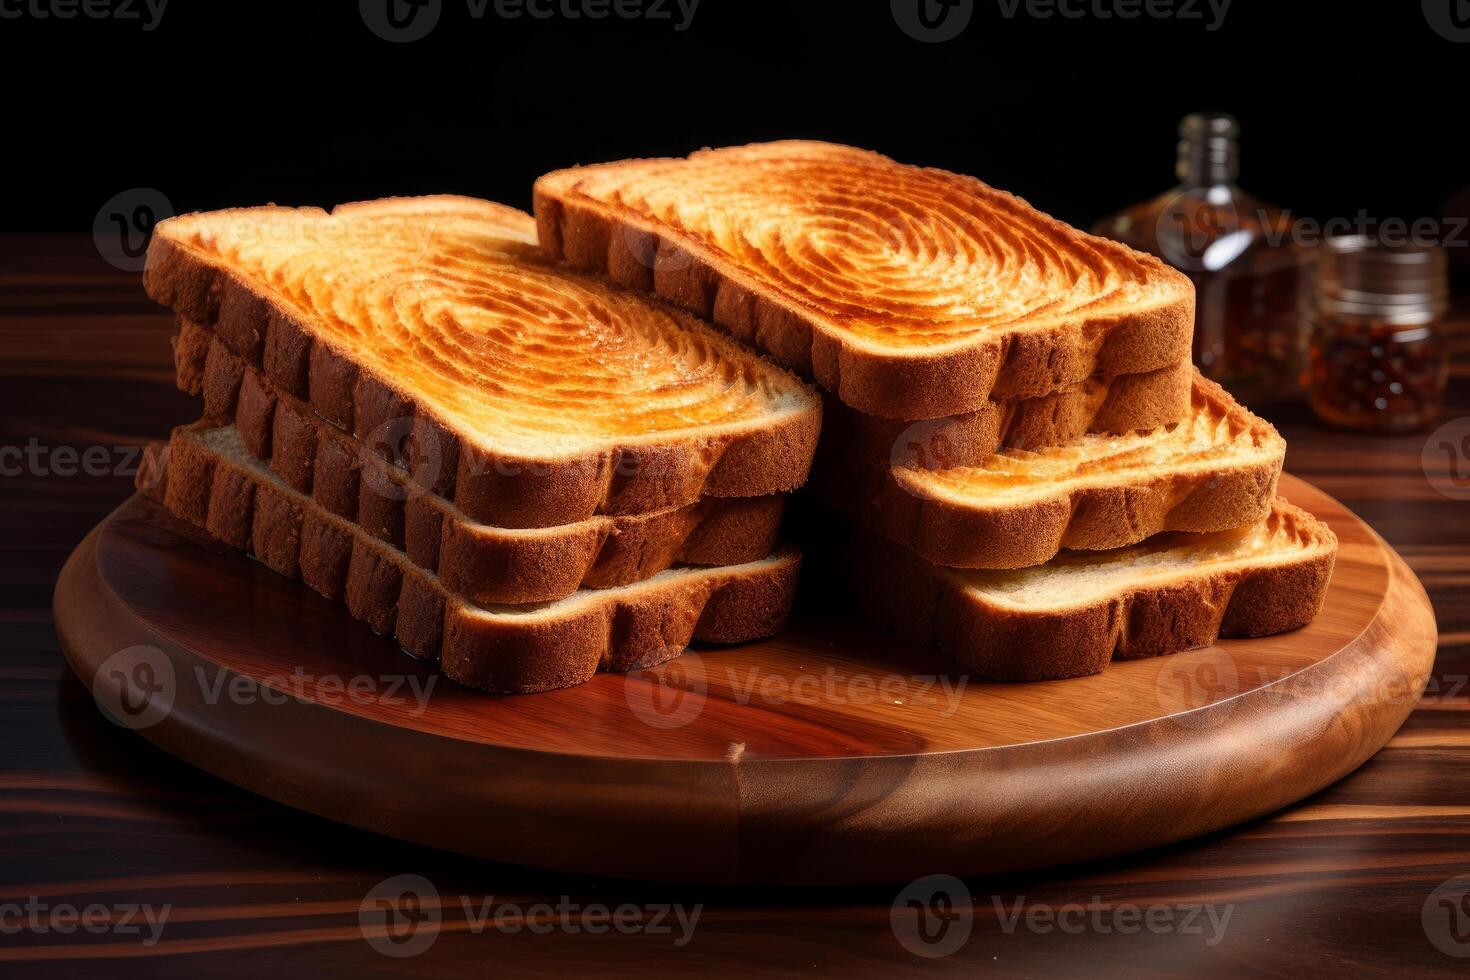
3,0 -> 1467,235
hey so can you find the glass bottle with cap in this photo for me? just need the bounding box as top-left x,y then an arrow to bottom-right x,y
1092,113 -> 1303,410
1305,237 -> 1448,433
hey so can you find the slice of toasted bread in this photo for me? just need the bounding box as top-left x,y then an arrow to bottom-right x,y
145,196 -> 822,529
535,141 -> 1195,419
849,498 -> 1337,681
138,423 -> 801,694
854,372 -> 1285,569
826,359 -> 1193,473
173,319 -> 785,605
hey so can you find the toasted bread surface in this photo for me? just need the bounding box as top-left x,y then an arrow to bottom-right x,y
173,319 -> 785,605
138,423 -> 801,694
536,141 -> 1195,418
849,498 -> 1337,681
826,359 -> 1193,472
842,372 -> 1286,568
145,196 -> 822,528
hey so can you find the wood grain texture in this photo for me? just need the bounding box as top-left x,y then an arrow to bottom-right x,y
4,235 -> 1469,975
51,472 -> 1433,886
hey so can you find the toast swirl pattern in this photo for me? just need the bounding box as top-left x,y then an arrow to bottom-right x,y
139,424 -> 801,694
850,498 -> 1337,681
145,196 -> 822,528
536,141 -> 1195,418
173,319 -> 786,605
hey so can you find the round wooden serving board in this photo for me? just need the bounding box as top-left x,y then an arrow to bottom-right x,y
55,474 -> 1436,885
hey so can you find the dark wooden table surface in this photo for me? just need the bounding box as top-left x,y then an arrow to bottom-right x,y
4,236 -> 1469,978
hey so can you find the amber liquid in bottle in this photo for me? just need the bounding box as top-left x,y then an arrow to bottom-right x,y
1093,114 -> 1304,409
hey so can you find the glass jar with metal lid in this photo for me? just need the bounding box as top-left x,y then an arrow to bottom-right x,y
1305,236 -> 1449,433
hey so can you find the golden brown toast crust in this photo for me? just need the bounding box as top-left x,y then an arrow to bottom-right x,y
173,319 -> 786,606
848,499 -> 1337,681
138,424 -> 801,695
535,142 -> 1195,419
817,373 -> 1286,569
144,197 -> 823,529
823,360 -> 1194,473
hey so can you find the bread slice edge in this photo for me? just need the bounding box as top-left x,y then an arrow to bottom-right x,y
146,198 -> 824,527
137,422 -> 802,694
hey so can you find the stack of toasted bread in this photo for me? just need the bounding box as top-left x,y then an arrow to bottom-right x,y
536,141 -> 1337,681
139,141 -> 1337,692
139,200 -> 821,692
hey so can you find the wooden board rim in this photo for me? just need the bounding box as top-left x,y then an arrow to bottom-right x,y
54,475 -> 1437,883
